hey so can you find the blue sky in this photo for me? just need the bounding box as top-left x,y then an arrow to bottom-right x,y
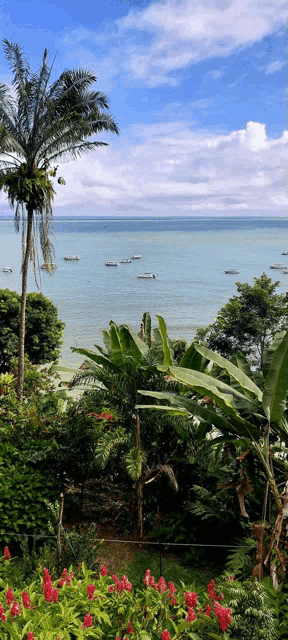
0,0 -> 287,216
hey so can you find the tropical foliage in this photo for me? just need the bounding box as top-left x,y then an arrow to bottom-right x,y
0,39 -> 119,399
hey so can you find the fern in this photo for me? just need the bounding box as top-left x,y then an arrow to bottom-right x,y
125,447 -> 146,481
94,427 -> 129,469
225,536 -> 256,579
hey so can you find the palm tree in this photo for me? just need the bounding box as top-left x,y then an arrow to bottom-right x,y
138,332 -> 288,586
70,316 -> 179,539
0,39 -> 119,400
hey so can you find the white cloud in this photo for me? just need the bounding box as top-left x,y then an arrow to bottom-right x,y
265,59 -> 286,74
1,120 -> 280,216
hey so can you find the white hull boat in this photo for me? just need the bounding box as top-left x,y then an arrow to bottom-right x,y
224,269 -> 239,274
131,254 -> 142,259
120,259 -> 132,263
137,273 -> 155,279
64,255 -> 80,260
270,263 -> 285,269
281,251 -> 288,255
1,267 -> 12,272
105,261 -> 119,266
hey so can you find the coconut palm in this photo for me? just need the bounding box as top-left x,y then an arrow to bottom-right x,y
0,39 -> 119,400
138,332 -> 288,586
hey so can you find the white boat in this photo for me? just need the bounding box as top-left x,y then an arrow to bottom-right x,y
224,269 -> 239,274
282,269 -> 288,274
1,267 -> 12,272
41,263 -> 56,270
131,254 -> 142,259
105,260 -> 119,266
270,263 -> 286,269
63,255 -> 80,260
281,251 -> 288,255
120,259 -> 132,263
137,273 -> 156,279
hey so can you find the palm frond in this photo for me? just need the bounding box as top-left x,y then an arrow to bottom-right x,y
95,427 -> 129,469
125,447 -> 146,481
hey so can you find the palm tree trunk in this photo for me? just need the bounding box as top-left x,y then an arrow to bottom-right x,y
135,413 -> 143,540
17,207 -> 33,401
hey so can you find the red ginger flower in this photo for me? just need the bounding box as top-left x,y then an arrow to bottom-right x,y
205,604 -> 213,617
127,621 -> 134,633
0,604 -> 6,621
184,591 -> 198,608
108,584 -> 115,592
81,612 -> 93,629
157,577 -> 167,593
143,569 -> 151,586
52,588 -> 58,603
112,574 -> 118,582
27,633 -> 34,640
100,564 -> 108,576
22,590 -> 31,608
10,601 -> 22,617
6,587 -> 14,606
186,607 -> 196,622
87,583 -> 96,600
214,602 -> 232,631
161,631 -> 170,640
3,546 -> 10,560
207,579 -> 222,601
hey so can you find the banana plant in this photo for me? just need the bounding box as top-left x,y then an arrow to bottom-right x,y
71,316 -> 178,539
137,331 -> 288,586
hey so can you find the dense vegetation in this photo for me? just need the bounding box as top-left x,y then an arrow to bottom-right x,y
1,275 -> 288,637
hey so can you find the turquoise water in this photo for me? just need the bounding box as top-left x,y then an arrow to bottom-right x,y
0,216 -> 288,366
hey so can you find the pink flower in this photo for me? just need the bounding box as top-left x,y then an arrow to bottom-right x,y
87,584 -> 96,600
143,569 -> 151,586
186,607 -> 196,622
112,574 -> 118,582
157,577 -> 167,593
22,590 -> 31,608
161,631 -> 170,640
27,633 -> 34,640
108,584 -> 115,592
6,587 -> 14,606
214,602 -> 232,631
81,612 -> 93,629
0,604 -> 6,621
10,601 -> 22,617
184,591 -> 198,608
3,546 -> 10,560
100,564 -> 108,576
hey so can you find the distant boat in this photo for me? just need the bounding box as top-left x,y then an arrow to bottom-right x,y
1,267 -> 12,272
270,263 -> 286,269
281,251 -> 288,255
224,269 -> 239,274
282,269 -> 288,274
105,260 -> 119,266
64,255 -> 80,260
131,254 -> 142,259
137,273 -> 156,279
41,263 -> 56,270
120,259 -> 132,263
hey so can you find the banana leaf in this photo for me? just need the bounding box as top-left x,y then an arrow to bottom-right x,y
71,347 -> 119,372
263,331 -> 288,422
193,344 -> 262,400
119,325 -> 149,361
156,315 -> 173,365
179,341 -> 206,371
142,312 -> 152,344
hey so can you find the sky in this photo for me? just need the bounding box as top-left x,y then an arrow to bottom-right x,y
0,0 -> 287,217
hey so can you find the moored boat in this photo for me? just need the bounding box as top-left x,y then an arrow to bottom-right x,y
137,273 -> 155,279
131,254 -> 142,259
1,267 -> 12,272
281,251 -> 288,255
105,260 -> 119,266
224,269 -> 239,274
63,255 -> 80,260
270,263 -> 286,269
120,259 -> 132,263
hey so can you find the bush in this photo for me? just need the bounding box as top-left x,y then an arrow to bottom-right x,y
0,289 -> 65,372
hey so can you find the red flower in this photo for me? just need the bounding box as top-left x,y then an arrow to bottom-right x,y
108,584 -> 115,592
112,574 -> 119,582
143,569 -> 151,586
87,584 -> 96,600
10,601 -> 22,617
27,633 -> 34,640
6,587 -> 14,606
184,591 -> 198,608
214,602 -> 232,631
100,564 -> 108,576
81,613 -> 93,629
157,577 -> 167,593
205,604 -> 213,617
52,588 -> 58,603
127,621 -> 134,633
161,631 -> 170,640
0,604 -> 6,621
3,546 -> 10,560
186,607 -> 196,622
22,590 -> 31,608
207,579 -> 222,601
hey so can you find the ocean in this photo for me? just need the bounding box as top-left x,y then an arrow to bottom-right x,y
1,216 -> 288,367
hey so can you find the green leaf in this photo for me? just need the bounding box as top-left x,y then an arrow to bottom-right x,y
139,632 -> 152,640
263,331 -> 288,422
194,343 -> 262,400
179,341 -> 206,371
156,315 -> 173,365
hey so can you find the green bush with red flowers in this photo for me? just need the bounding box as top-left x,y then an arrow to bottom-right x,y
0,548 -> 234,640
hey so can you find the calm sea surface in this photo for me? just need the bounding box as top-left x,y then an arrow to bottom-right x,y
1,216 -> 288,367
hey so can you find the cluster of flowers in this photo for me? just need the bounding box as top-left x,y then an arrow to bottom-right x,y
143,570 -> 177,603
3,546 -> 10,561
58,568 -> 74,587
0,583 -> 33,621
42,568 -> 59,603
86,411 -> 114,421
206,579 -> 232,632
108,573 -> 133,593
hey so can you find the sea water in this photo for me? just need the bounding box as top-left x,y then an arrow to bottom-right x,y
0,216 -> 287,367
